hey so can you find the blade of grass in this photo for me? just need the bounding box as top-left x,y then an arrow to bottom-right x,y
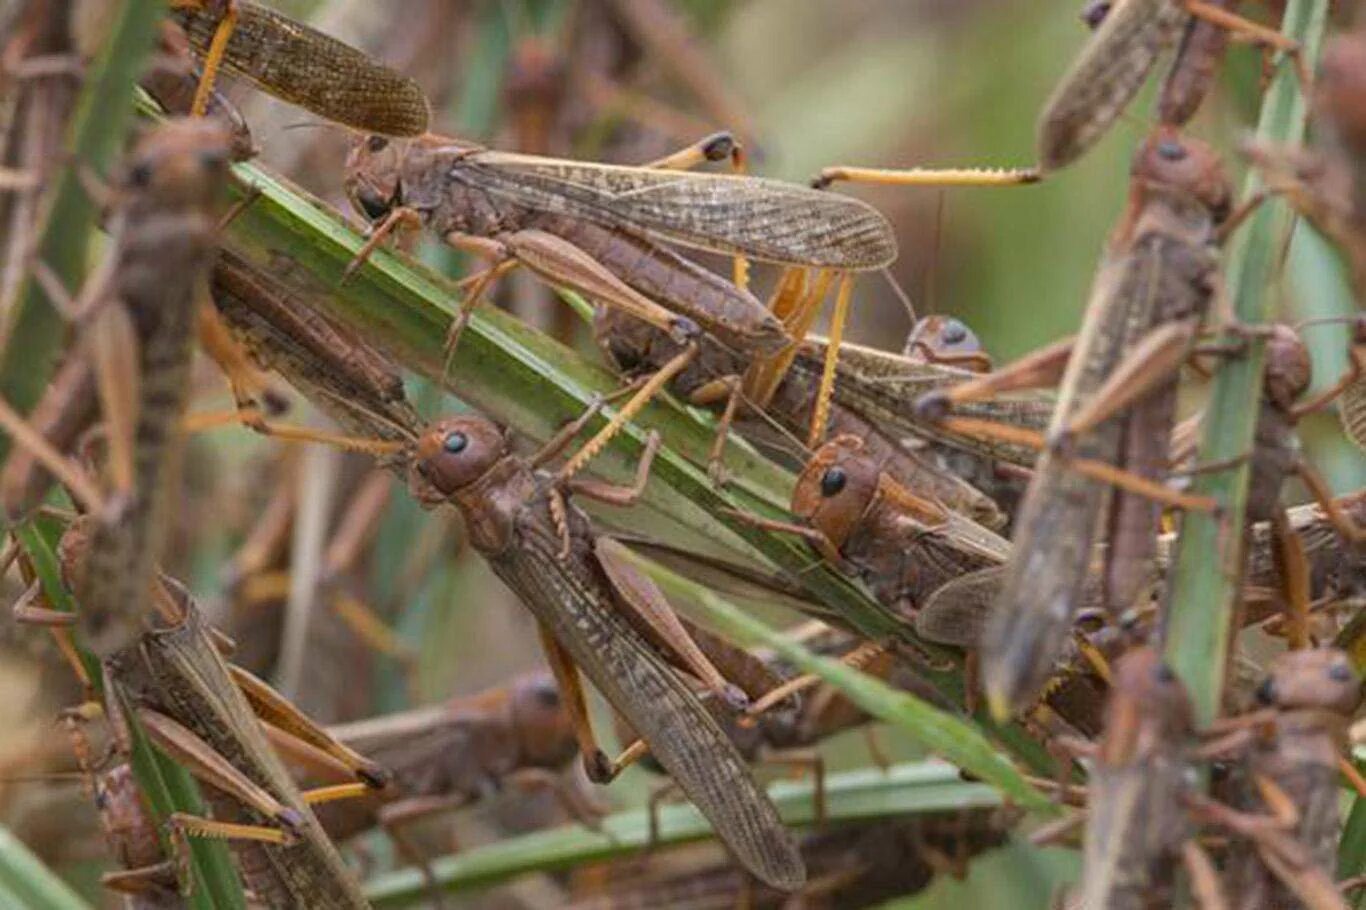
0,825 -> 91,910
365,761 -> 1003,906
12,521 -> 245,910
1162,0 -> 1329,726
617,544 -> 1057,813
0,0 -> 163,463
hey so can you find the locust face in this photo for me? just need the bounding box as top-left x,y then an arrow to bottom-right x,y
1263,325 -> 1314,410
412,417 -> 509,497
1132,129 -> 1233,223
509,674 -> 578,768
903,316 -> 991,371
343,134 -> 405,224
126,118 -> 231,212
791,435 -> 881,550
1257,648 -> 1363,715
1099,647 -> 1193,766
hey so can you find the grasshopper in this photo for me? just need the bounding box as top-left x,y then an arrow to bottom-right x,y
565,810 -> 1010,910
1215,648 -> 1361,909
594,307 -> 1007,528
402,413 -> 806,890
1039,0 -> 1299,170
920,130 -> 1234,718
1076,646 -> 1226,909
166,0 -> 430,134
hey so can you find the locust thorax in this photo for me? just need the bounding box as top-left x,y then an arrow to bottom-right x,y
1316,32 -> 1366,154
1255,648 -> 1362,716
508,673 -> 578,768
1099,647 -> 1193,766
1263,325 -> 1313,411
125,118 -> 231,215
791,436 -> 881,551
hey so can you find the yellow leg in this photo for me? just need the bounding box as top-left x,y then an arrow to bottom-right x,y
187,1 -> 239,117
812,165 -> 1039,190
808,273 -> 852,449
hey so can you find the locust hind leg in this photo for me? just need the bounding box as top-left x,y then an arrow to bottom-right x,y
196,302 -> 287,432
535,625 -> 619,784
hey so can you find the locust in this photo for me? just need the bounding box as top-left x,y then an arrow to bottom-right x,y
1213,649 -> 1362,909
9,118 -> 234,660
166,0 -> 430,134
59,704 -> 183,909
565,810 -> 1011,910
1039,0 -> 1299,171
918,130 -> 1233,718
291,671 -> 591,906
593,306 -> 1008,528
49,516 -> 390,908
1076,646 -> 1224,909
401,413 -> 806,890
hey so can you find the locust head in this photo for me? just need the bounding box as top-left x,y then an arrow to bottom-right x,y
410,417 -> 509,502
125,118 -> 231,213
1263,325 -> 1312,411
1131,129 -> 1232,224
509,673 -> 578,768
903,316 -> 991,372
1256,648 -> 1362,715
1099,647 -> 1193,766
791,436 -> 881,551
344,134 -> 406,225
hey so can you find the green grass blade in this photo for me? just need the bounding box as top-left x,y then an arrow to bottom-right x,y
0,0 -> 163,463
1162,0 -> 1329,726
0,825 -> 91,910
365,762 -> 1003,906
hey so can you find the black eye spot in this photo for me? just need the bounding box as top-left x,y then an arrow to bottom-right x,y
1255,678 -> 1276,705
367,135 -> 389,153
942,320 -> 967,344
533,684 -> 560,709
1156,664 -> 1176,683
355,187 -> 391,222
197,148 -> 227,169
443,432 -> 468,454
128,162 -> 153,187
1329,662 -> 1355,682
1157,140 -> 1186,161
820,467 -> 846,497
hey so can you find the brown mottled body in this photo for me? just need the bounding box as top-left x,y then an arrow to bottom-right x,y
1083,648 -> 1195,909
567,811 -> 1009,910
1228,649 -> 1361,909
92,764 -> 183,910
77,120 -> 230,659
210,248 -> 421,453
107,603 -> 371,909
345,134 -> 895,357
1040,0 -> 1189,169
982,133 -> 1229,715
406,417 -> 804,890
169,0 -> 429,136
593,310 -> 1004,527
311,672 -> 579,842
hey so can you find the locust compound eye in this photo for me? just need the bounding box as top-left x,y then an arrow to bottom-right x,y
1156,139 -> 1186,161
197,148 -> 228,170
1155,663 -> 1176,684
367,135 -> 389,153
1255,677 -> 1276,706
942,319 -> 968,344
820,467 -> 847,498
128,162 -> 154,188
1330,661 -> 1356,683
443,432 -> 468,454
355,187 -> 392,222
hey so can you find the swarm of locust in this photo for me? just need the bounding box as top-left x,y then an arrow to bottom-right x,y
2,2 -> 1366,909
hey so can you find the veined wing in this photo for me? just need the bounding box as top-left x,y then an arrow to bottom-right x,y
459,151 -> 897,270
173,1 -> 430,136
